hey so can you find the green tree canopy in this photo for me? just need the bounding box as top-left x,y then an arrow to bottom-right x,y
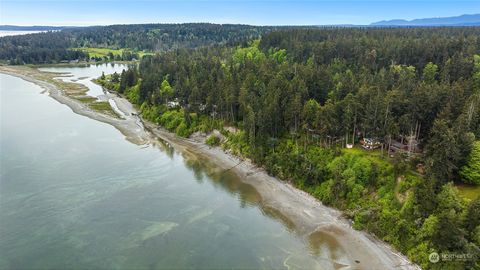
460,141 -> 480,185
422,62 -> 438,84
160,78 -> 174,103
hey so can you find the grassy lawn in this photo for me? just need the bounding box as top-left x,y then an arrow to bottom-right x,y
338,146 -> 479,202
74,47 -> 124,58
343,146 -> 392,168
456,183 -> 480,201
137,51 -> 154,58
74,47 -> 154,59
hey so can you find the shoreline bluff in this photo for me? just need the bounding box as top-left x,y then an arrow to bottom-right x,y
0,65 -> 419,270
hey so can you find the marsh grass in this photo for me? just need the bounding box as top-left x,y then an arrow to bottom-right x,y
88,101 -> 117,117
4,65 -> 119,119
75,96 -> 97,103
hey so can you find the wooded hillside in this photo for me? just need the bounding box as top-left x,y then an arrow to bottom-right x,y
0,23 -> 283,64
97,27 -> 480,269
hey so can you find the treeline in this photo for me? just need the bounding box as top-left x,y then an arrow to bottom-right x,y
0,31 -> 89,64
135,28 -> 480,154
98,27 -> 480,269
259,27 -> 480,73
0,23 -> 284,64
89,50 -> 141,63
69,23 -> 281,51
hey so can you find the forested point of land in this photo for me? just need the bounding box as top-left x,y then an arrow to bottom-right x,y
0,23 -> 285,64
3,25 -> 480,269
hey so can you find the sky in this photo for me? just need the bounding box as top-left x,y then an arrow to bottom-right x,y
1,0 -> 479,26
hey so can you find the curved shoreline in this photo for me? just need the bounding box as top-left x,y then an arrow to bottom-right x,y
0,66 -> 419,270
0,66 -> 149,145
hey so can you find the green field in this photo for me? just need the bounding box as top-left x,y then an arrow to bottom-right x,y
456,183 -> 480,201
344,147 -> 480,201
74,47 -> 153,59
343,146 -> 392,167
75,47 -> 124,58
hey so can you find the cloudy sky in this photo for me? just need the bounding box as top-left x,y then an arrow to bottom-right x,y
1,0 -> 479,26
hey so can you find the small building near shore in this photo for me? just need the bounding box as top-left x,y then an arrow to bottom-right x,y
390,136 -> 421,154
361,138 -> 381,150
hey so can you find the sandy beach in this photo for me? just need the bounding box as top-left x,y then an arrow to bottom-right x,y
0,65 -> 149,145
0,65 -> 419,270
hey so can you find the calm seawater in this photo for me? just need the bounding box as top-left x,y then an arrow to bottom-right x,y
0,31 -> 45,37
0,67 -> 340,269
40,63 -> 130,97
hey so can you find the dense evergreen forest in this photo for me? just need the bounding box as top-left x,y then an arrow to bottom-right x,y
2,23 -> 479,268
0,24 -> 282,64
95,27 -> 480,269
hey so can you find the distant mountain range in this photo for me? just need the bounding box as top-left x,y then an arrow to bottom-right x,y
371,14 -> 480,26
2,14 -> 480,31
0,25 -> 75,31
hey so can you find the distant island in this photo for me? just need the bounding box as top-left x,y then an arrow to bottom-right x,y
3,15 -> 480,33
0,25 -> 75,31
371,13 -> 480,26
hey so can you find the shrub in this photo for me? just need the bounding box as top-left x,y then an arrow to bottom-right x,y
160,110 -> 183,131
206,134 -> 221,146
175,121 -> 191,137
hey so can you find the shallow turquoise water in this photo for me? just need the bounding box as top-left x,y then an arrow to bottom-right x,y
0,71 -> 335,269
